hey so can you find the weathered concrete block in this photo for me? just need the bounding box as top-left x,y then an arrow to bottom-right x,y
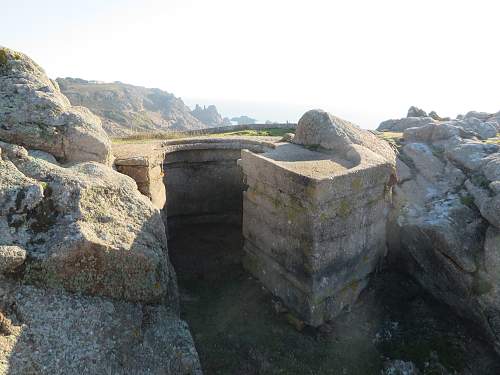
240,110 -> 395,326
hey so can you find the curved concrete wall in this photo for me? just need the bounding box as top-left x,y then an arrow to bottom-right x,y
161,138 -> 276,234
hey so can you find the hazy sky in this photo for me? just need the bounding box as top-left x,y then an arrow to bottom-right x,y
2,0 -> 500,128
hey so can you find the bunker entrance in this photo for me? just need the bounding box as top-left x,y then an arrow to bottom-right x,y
163,147 -> 246,235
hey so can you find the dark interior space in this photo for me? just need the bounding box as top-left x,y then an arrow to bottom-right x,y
168,223 -> 500,375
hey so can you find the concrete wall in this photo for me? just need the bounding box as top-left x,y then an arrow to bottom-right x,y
164,148 -> 244,232
114,137 -> 279,236
162,138 -> 276,234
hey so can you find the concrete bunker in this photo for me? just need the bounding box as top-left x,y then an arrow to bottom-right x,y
114,111 -> 395,326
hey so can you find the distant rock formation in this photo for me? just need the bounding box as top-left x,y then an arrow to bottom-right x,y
407,106 -> 427,118
231,115 -> 257,125
428,110 -> 450,121
191,104 -> 231,127
379,106 -> 499,139
57,78 -> 211,136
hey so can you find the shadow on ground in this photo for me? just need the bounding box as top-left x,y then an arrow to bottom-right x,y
168,223 -> 500,375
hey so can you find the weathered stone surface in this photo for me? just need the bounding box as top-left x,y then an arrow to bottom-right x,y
388,110 -> 500,353
403,122 -> 474,143
465,180 -> 500,229
428,110 -> 450,122
396,157 -> 412,182
445,140 -> 499,171
0,141 -> 171,303
407,106 -> 427,118
0,280 -> 201,375
242,111 -> 394,326
0,245 -> 26,274
460,117 -> 497,139
482,153 -> 500,182
377,116 -> 436,132
294,109 -> 396,164
0,47 -> 112,164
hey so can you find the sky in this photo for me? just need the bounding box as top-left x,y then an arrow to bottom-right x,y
2,0 -> 500,128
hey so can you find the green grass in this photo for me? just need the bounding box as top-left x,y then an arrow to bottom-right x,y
375,131 -> 404,149
111,131 -> 188,144
211,128 -> 294,137
0,49 -> 9,67
111,127 -> 295,144
485,133 -> 500,144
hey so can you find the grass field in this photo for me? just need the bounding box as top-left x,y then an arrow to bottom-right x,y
111,128 -> 295,144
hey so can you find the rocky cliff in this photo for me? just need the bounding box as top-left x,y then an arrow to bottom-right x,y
191,104 -> 231,127
57,78 -> 228,136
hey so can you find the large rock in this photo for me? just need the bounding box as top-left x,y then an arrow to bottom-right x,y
459,117 -> 497,140
445,140 -> 499,171
407,106 -> 427,118
0,280 -> 201,375
0,47 -> 112,164
377,116 -> 436,132
294,109 -> 396,164
0,141 -> 172,303
388,114 -> 500,353
428,110 -> 450,122
403,121 -> 475,144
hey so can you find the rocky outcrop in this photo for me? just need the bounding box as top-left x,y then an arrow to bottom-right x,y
378,116 -> 437,132
294,109 -> 396,164
386,116 -> 500,352
0,141 -> 172,303
379,110 -> 499,140
428,110 -> 450,122
407,106 -> 427,118
230,115 -> 257,125
0,279 -> 201,375
0,48 -> 112,165
191,104 -> 231,127
57,77 -> 209,136
0,49 -> 201,373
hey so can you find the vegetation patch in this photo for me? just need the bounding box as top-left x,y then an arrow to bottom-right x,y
375,131 -> 404,148
485,134 -> 500,145
212,128 -> 295,137
0,49 -> 9,67
111,127 -> 295,144
459,195 -> 475,208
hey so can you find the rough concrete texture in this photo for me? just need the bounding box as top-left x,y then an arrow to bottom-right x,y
0,47 -> 112,165
241,111 -> 395,325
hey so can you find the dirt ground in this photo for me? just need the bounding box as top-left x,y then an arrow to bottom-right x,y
168,223 -> 500,375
